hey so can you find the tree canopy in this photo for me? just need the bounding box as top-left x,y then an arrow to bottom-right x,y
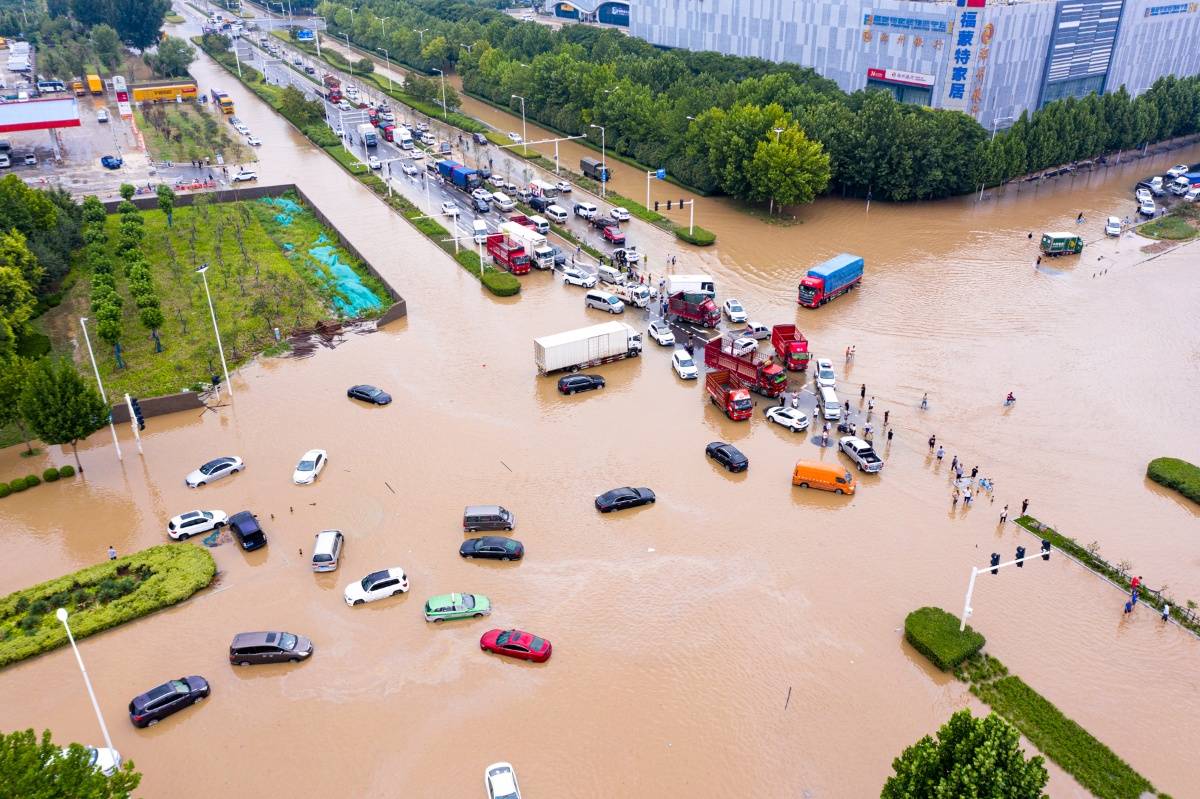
883,710 -> 1048,799
145,36 -> 195,78
0,728 -> 141,798
19,359 -> 110,473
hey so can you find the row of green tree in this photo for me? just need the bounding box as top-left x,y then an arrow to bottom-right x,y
314,0 -> 1200,204
57,0 -> 171,51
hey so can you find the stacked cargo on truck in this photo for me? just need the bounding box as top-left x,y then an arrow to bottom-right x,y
500,222 -> 555,270
771,324 -> 812,371
534,321 -> 642,375
797,253 -> 863,308
486,233 -> 531,275
704,338 -> 786,397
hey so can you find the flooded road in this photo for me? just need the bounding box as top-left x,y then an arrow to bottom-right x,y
2,11 -> 1199,798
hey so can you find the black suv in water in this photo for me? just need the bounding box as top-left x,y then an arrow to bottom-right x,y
229,511 -> 267,551
705,441 -> 749,473
557,374 -> 605,395
128,676 -> 209,727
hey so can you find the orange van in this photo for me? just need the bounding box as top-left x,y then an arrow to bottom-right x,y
792,461 -> 857,495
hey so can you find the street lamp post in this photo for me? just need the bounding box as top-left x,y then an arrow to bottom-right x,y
589,123 -> 606,198
78,317 -> 122,463
512,94 -> 527,157
378,16 -> 390,39
413,28 -> 427,47
378,48 -> 392,91
56,608 -> 116,756
460,42 -> 475,54
195,264 -> 233,399
432,68 -> 448,120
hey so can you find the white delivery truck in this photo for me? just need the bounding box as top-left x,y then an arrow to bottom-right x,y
534,321 -> 642,375
396,127 -> 413,150
611,282 -> 652,308
666,274 -> 716,297
357,122 -> 378,148
500,222 -> 555,270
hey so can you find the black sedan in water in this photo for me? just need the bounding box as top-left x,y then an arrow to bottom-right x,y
460,536 -> 525,561
128,676 -> 209,728
595,486 -> 656,513
558,374 -> 605,395
705,441 -> 749,473
347,384 -> 392,405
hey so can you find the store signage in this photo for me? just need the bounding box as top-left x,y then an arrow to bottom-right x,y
867,67 -> 935,87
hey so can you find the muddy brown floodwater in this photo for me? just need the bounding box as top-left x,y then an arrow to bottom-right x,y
2,16 -> 1199,798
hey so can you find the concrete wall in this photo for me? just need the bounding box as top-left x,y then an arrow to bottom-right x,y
109,391 -> 205,423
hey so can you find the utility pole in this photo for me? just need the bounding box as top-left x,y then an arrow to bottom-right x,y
960,540 -> 1052,631
79,318 -> 121,462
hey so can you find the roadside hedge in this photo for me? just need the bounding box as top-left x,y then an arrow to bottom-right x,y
0,545 -> 216,669
0,466 -> 73,499
904,606 -> 985,671
674,225 -> 716,246
1147,457 -> 1200,505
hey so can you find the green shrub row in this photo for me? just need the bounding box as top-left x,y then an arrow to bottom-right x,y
674,225 -> 717,246
1147,457 -> 1200,505
903,606 -> 985,671
0,545 -> 216,669
0,466 -> 75,498
969,668 -> 1160,799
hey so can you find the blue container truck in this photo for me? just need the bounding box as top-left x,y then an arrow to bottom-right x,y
797,253 -> 864,308
436,160 -> 482,191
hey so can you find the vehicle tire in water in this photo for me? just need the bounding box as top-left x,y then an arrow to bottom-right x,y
147,719 -> 158,727
239,661 -> 250,667
501,557 -> 510,562
179,532 -> 190,541
353,599 -> 364,606
835,489 -> 844,495
434,618 -> 443,624
799,482 -> 809,489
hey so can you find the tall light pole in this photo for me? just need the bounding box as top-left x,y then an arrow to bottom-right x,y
460,42 -> 475,54
378,48 -> 392,91
413,28 -> 427,47
195,264 -> 233,399
56,608 -> 116,756
589,123 -> 606,198
378,15 -> 390,39
512,94 -> 527,156
79,317 -> 121,462
432,67 -> 447,120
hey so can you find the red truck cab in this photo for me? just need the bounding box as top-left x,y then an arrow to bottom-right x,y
771,324 -> 812,371
668,291 -> 721,328
486,234 -> 531,275
705,369 -> 753,421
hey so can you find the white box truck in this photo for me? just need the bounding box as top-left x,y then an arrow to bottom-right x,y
397,127 -> 413,150
357,122 -> 378,148
534,321 -> 642,375
666,274 -> 715,297
500,222 -> 555,270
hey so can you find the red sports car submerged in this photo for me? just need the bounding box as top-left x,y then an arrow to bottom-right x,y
480,629 -> 552,663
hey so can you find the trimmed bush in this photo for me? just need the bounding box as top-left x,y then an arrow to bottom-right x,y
42,468 -> 60,483
23,474 -> 40,488
0,484 -> 10,498
1147,457 -> 1200,505
675,225 -> 716,246
58,465 -> 75,478
904,606 -> 985,671
9,479 -> 28,493
481,269 -> 521,296
0,545 -> 216,669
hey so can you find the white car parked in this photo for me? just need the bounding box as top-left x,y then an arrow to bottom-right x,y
401,162 -> 419,176
1166,163 -> 1190,178
1104,216 -> 1122,237
232,169 -> 258,182
472,187 -> 493,203
555,180 -> 572,193
561,265 -> 596,288
488,174 -> 506,188
246,135 -> 262,146
441,200 -> 460,217
344,567 -> 409,606
671,350 -> 698,379
167,509 -> 228,540
765,406 -> 809,432
813,358 -> 836,389
184,456 -> 243,487
485,763 -> 522,799
1138,198 -> 1156,217
723,298 -> 748,323
293,449 -> 327,485
233,122 -> 250,135
1135,187 -> 1152,203
647,320 -> 675,346
507,131 -> 523,143
609,207 -> 630,222
367,155 -> 381,170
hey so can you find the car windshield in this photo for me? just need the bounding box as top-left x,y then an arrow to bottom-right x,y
678,357 -> 694,368
730,303 -> 743,311
366,388 -> 382,397
297,460 -> 315,471
200,460 -> 226,474
496,630 -> 515,646
279,633 -> 298,650
819,369 -> 834,379
530,637 -> 546,650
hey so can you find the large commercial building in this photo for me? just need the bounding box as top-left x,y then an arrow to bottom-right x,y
630,0 -> 1200,129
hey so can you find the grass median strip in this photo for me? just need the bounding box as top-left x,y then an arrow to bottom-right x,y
0,545 -> 216,669
905,608 -> 1167,799
1147,457 -> 1200,504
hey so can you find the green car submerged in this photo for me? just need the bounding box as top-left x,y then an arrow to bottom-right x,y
424,592 -> 492,623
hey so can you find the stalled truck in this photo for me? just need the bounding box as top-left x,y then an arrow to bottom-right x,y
486,233 -> 531,275
580,157 -> 610,182
705,369 -> 753,421
534,321 -> 642,375
666,274 -> 715,297
771,324 -> 812,371
437,160 -> 482,191
797,253 -> 864,308
500,222 -> 555,270
357,122 -> 378,148
667,291 -> 721,328
704,338 -> 787,397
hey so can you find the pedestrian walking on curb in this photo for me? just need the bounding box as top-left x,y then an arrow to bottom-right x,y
936,445 -> 945,461
928,434 -> 936,452
921,392 -> 929,409
860,384 -> 866,401
883,409 -> 890,426
107,545 -> 117,561
951,455 -> 959,471
886,428 -> 893,443
1000,504 -> 1008,523
1021,498 -> 1030,515
1162,604 -> 1171,621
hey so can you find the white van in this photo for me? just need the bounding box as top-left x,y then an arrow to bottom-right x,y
545,204 -> 568,224
596,264 -> 623,285
584,289 -> 624,314
491,191 -> 515,212
818,386 -> 841,421
573,201 -> 598,219
1187,186 -> 1200,202
528,215 -> 550,234
472,219 -> 488,243
311,530 -> 344,572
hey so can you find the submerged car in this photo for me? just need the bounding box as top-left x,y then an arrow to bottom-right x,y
595,486 -> 655,512
228,631 -> 313,665
706,441 -> 749,473
647,320 -> 675,346
671,350 -> 697,379
480,628 -> 552,662
558,374 -> 604,395
347,384 -> 391,405
765,406 -> 810,432
1104,216 -> 1122,237
292,448 -> 327,485
460,536 -> 524,560
485,762 -> 523,799
344,567 -> 409,606
423,592 -> 491,622
167,509 -> 227,540
128,676 -> 209,727
184,456 -> 243,487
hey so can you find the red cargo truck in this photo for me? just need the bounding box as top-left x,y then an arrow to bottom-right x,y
771,324 -> 812,371
704,338 -> 787,397
507,213 -> 538,230
322,74 -> 342,103
486,234 -> 531,275
667,291 -> 721,328
705,369 -> 753,421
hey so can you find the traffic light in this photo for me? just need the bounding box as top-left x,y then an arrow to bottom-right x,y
1041,539 -> 1051,561
1016,545 -> 1026,567
130,397 -> 145,431
666,200 -> 673,210
990,553 -> 1000,575
654,201 -> 660,211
